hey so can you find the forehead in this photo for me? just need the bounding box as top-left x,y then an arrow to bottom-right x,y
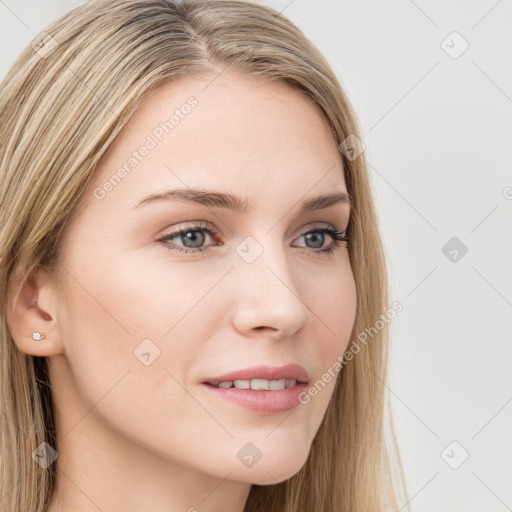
87,72 -> 346,211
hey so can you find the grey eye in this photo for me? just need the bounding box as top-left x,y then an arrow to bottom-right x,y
176,229 -> 207,248
303,231 -> 326,249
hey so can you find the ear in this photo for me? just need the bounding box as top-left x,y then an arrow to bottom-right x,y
5,265 -> 63,357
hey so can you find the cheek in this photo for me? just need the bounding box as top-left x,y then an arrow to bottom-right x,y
314,264 -> 357,357
56,261 -> 221,458
57,248 -> 230,406
286,264 -> 356,433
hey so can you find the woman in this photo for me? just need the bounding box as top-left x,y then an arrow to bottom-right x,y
0,0 -> 407,510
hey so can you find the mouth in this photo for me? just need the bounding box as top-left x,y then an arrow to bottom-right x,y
199,364 -> 310,414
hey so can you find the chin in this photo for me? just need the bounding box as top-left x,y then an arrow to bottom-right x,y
233,452 -> 309,486
248,465 -> 305,486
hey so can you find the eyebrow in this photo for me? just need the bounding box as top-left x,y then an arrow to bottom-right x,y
132,188 -> 352,213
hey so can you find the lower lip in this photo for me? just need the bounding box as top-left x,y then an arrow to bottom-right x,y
200,382 -> 308,415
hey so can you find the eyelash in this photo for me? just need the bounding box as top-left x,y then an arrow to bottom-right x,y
157,221 -> 349,256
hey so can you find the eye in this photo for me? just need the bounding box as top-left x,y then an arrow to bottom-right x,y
293,226 -> 349,255
157,221 -> 220,254
157,222 -> 349,255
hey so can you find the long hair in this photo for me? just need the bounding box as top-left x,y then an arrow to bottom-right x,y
0,1 -> 408,510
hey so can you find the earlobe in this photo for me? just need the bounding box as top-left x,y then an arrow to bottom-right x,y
5,265 -> 63,356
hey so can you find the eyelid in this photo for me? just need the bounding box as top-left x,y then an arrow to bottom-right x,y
159,220 -> 219,238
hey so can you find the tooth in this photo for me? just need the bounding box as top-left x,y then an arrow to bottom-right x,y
215,378 -> 296,390
250,379 -> 269,390
233,380 -> 251,389
269,379 -> 286,390
285,379 -> 297,388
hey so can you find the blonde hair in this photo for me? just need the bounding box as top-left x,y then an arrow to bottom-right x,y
0,0 -> 408,510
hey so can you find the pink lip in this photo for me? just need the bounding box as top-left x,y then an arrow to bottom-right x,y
200,364 -> 309,415
200,381 -> 308,415
202,364 -> 309,385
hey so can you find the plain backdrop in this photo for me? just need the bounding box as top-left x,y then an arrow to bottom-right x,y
1,1 -> 511,511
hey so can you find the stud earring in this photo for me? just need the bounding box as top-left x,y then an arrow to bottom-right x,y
31,331 -> 46,342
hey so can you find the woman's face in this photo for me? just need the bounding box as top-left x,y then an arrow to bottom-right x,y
48,72 -> 356,486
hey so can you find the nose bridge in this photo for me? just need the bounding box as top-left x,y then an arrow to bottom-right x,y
228,233 -> 312,336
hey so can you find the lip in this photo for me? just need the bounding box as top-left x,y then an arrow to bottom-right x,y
200,381 -> 308,415
200,364 -> 309,415
202,364 -> 309,386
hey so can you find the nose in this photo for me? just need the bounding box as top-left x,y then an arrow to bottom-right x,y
228,236 -> 313,339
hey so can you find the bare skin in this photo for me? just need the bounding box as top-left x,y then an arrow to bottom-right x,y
8,71 -> 356,512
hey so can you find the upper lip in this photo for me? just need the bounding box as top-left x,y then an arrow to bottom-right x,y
203,364 -> 309,385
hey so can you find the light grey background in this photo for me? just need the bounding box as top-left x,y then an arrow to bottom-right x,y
1,1 -> 511,510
